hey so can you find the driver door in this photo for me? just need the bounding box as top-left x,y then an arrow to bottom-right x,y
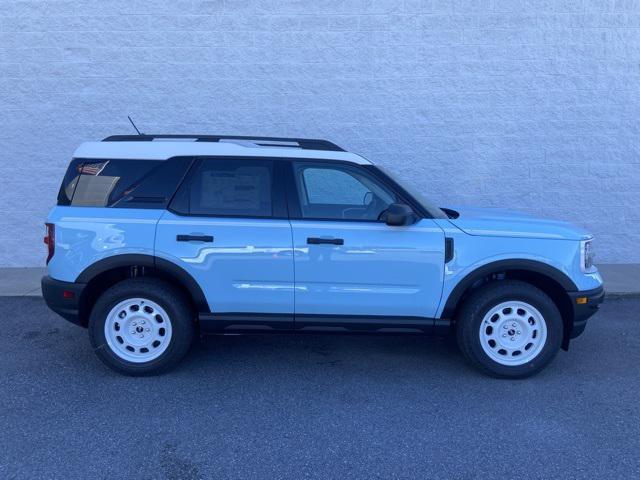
287,160 -> 445,325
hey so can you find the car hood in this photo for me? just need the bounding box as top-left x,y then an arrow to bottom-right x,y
444,206 -> 591,241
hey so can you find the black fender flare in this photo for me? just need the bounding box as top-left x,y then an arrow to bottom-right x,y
441,259 -> 577,318
76,254 -> 209,313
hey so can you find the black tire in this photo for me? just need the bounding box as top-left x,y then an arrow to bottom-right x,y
88,277 -> 195,376
456,280 -> 563,379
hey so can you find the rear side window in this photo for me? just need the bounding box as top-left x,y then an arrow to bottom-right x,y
170,158 -> 273,217
57,157 -> 191,208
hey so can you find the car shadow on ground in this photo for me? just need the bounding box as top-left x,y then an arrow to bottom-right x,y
2,296 -> 572,382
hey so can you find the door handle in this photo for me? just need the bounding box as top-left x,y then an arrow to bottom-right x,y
307,237 -> 344,245
176,234 -> 214,243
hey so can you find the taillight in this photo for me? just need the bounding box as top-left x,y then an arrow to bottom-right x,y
44,223 -> 55,264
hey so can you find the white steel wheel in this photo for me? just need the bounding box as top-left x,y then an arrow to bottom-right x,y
104,298 -> 173,363
479,300 -> 548,366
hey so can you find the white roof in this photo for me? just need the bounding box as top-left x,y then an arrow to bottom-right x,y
73,141 -> 371,165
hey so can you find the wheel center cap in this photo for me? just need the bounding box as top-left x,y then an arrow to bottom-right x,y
136,326 -> 144,333
508,329 -> 516,336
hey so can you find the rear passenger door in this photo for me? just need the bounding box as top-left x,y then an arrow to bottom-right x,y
155,157 -> 294,327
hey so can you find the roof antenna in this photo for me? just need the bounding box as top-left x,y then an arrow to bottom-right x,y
127,116 -> 143,135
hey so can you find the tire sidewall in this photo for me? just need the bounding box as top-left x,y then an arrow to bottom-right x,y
89,279 -> 193,375
464,286 -> 563,378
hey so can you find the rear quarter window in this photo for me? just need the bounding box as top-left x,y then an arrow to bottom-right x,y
57,157 -> 192,208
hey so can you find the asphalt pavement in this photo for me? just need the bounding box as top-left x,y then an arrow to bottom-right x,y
1,297 -> 639,479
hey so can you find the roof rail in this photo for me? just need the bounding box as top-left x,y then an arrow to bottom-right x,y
101,134 -> 345,152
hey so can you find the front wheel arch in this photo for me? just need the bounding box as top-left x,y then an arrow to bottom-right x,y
442,260 -> 576,349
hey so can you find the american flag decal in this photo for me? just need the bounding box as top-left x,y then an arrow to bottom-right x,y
78,161 -> 109,176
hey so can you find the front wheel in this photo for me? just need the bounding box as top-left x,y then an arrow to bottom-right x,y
456,280 -> 563,378
88,278 -> 195,376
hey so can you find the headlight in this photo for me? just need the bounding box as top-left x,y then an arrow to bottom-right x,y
580,239 -> 595,272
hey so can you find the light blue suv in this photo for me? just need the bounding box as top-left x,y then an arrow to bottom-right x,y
42,135 -> 604,378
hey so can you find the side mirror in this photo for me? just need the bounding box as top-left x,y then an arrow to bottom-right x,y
384,203 -> 416,226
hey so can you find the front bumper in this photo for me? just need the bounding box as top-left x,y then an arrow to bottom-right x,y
567,285 -> 605,339
41,275 -> 87,327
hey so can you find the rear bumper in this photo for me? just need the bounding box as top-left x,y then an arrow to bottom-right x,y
568,286 -> 605,339
41,276 -> 86,327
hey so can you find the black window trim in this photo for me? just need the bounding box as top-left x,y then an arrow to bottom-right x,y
58,156 -> 195,209
57,157 -> 84,206
283,158 -> 430,223
366,164 -> 433,219
61,155 -> 433,222
167,156 -> 289,220
111,156 -> 196,209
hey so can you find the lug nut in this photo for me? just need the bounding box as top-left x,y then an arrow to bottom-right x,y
502,334 -> 507,337
145,328 -> 150,332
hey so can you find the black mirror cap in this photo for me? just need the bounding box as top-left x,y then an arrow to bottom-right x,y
385,203 -> 417,226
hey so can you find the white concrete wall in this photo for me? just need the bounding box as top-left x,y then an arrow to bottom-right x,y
1,0 -> 639,266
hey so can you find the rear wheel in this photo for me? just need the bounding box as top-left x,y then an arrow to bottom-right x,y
456,280 -> 563,378
88,278 -> 195,375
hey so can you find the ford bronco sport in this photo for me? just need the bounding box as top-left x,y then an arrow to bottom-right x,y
42,135 -> 604,377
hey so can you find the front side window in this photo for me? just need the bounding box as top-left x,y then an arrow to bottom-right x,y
293,162 -> 396,221
172,158 -> 274,217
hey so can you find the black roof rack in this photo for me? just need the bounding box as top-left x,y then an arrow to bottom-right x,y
101,135 -> 344,152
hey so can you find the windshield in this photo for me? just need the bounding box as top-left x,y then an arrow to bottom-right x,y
374,165 -> 448,219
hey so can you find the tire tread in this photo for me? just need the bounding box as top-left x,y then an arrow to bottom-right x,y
456,280 -> 562,379
88,277 -> 195,376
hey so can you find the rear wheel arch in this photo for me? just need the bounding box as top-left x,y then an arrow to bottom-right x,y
443,259 -> 576,349
76,254 -> 209,326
